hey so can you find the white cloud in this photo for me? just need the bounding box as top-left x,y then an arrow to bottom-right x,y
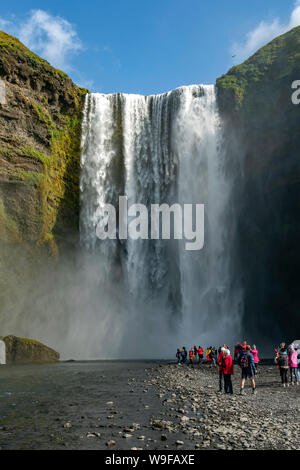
76,78 -> 95,90
0,10 -> 82,71
0,17 -> 11,29
231,0 -> 300,62
18,10 -> 82,71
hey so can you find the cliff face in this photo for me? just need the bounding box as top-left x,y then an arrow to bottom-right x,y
2,334 -> 59,363
0,31 -> 88,256
217,26 -> 300,343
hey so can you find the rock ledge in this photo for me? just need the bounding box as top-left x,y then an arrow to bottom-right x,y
1,334 -> 59,363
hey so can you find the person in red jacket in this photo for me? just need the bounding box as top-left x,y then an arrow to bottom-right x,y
217,347 -> 226,392
198,346 -> 204,364
223,349 -> 234,394
189,348 -> 194,368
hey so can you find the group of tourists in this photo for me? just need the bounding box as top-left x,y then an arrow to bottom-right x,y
175,339 -> 300,395
216,342 -> 258,395
275,342 -> 300,387
176,346 -> 218,366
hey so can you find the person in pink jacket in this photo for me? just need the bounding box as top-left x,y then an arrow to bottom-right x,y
251,345 -> 260,374
288,344 -> 299,385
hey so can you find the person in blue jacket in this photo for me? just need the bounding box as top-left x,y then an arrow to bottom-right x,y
238,344 -> 257,395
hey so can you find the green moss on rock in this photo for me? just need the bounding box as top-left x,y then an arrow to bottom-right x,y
2,334 -> 59,363
0,196 -> 21,243
217,25 -> 300,115
0,29 -> 89,257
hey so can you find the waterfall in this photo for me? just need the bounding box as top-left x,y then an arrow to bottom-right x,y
80,85 -> 242,357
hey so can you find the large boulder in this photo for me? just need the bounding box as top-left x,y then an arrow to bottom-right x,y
2,334 -> 59,363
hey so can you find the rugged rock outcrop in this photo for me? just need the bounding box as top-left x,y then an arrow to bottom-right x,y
217,26 -> 300,342
2,334 -> 59,363
0,31 -> 88,320
0,30 -> 88,255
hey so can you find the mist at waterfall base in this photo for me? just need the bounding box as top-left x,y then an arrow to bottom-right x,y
0,85 -> 245,360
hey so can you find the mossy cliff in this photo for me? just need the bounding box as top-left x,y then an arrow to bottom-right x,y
2,334 -> 59,363
216,26 -> 300,342
0,30 -> 88,257
217,25 -> 300,115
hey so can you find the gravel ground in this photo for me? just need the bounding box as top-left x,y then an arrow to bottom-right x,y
147,362 -> 300,450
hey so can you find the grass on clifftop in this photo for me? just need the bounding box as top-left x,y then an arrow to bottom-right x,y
216,25 -> 300,110
0,30 -> 68,78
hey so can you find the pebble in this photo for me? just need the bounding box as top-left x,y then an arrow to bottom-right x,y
176,440 -> 184,446
86,432 -> 101,438
106,440 -> 116,447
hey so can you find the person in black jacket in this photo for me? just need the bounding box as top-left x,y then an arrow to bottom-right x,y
275,347 -> 289,387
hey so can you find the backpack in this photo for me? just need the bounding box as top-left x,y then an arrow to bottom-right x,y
240,353 -> 248,369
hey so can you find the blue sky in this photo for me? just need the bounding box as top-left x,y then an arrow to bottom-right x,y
0,0 -> 299,94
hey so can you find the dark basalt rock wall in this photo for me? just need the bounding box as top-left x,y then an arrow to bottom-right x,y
217,26 -> 300,344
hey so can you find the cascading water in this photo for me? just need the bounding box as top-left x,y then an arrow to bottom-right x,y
80,85 -> 242,357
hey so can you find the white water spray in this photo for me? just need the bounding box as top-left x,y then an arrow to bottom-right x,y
80,85 -> 242,357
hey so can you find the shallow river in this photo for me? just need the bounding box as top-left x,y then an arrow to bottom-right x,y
0,360 -> 190,450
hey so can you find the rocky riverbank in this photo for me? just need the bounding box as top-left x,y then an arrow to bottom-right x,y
0,360 -> 299,450
147,363 -> 300,450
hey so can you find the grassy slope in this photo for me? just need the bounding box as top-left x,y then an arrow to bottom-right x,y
217,25 -> 300,114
